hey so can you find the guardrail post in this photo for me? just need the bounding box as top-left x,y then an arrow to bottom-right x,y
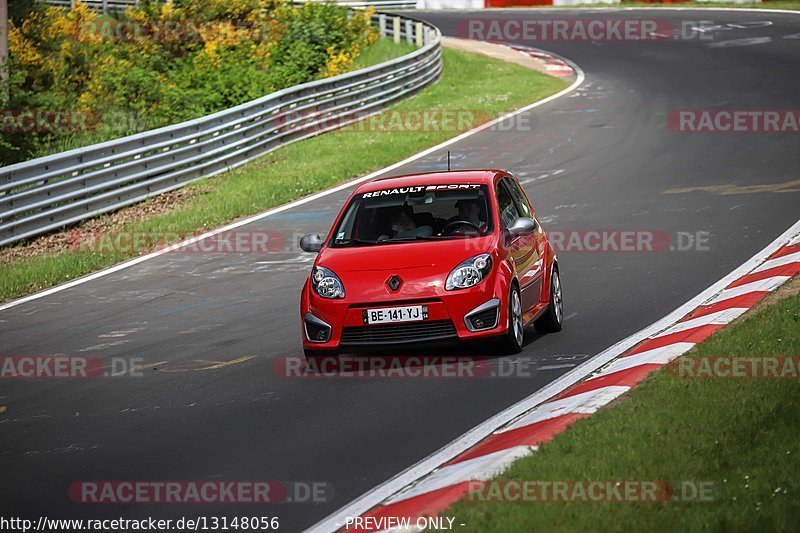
379,14 -> 387,38
393,17 -> 401,44
415,22 -> 423,47
405,20 -> 413,44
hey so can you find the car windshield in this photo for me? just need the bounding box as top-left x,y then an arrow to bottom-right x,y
331,184 -> 493,247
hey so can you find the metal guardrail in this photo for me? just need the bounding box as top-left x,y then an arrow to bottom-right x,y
293,0 -> 418,9
0,14 -> 442,247
42,0 -> 140,13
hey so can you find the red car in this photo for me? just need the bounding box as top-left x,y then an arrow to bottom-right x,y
299,170 -> 562,362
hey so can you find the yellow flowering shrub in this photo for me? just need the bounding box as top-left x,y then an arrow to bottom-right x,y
3,0 -> 380,164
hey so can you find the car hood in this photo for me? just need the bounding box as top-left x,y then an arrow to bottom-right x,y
316,236 -> 496,273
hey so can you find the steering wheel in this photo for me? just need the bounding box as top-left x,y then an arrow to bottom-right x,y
441,220 -> 482,235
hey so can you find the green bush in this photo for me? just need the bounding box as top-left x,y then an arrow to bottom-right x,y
2,0 -> 377,165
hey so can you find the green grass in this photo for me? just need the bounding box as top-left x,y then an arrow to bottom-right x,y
0,47 -> 568,302
353,39 -> 416,68
448,282 -> 800,531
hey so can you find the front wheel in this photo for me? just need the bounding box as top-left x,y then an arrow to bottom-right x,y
500,285 -> 524,354
534,267 -> 563,334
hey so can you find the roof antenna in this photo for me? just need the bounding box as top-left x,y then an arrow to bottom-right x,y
447,151 -> 451,171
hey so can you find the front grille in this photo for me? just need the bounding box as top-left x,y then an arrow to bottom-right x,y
341,320 -> 457,345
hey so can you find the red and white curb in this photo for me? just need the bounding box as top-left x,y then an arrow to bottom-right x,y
505,44 -> 575,77
309,221 -> 800,532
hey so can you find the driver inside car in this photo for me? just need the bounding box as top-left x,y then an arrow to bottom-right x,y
377,209 -> 433,241
450,198 -> 487,232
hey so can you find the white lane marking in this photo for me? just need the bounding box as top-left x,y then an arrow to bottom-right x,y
516,169 -> 565,185
98,330 -> 139,338
692,21 -> 774,33
308,217 -> 800,533
588,343 -> 694,379
499,386 -> 629,434
708,37 -> 773,48
708,276 -> 791,304
727,21 -> 773,29
752,251 -> 800,272
656,307 -> 749,337
386,446 -> 532,505
77,340 -> 129,352
0,51 -> 586,314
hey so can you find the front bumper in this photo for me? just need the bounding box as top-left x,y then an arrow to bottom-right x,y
300,280 -> 508,351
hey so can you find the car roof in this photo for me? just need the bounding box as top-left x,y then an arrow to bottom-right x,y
355,170 -> 503,194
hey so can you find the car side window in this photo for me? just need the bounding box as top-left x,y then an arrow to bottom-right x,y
334,201 -> 360,242
504,177 -> 533,219
496,181 -> 521,229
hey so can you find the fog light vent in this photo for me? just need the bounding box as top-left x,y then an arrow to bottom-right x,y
469,308 -> 498,330
304,315 -> 331,343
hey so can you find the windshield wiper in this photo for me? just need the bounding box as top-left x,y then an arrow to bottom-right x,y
423,232 -> 488,240
383,235 -> 451,242
335,238 -> 379,246
414,235 -> 455,240
336,237 -> 420,246
380,235 -> 478,243
338,234 -> 479,246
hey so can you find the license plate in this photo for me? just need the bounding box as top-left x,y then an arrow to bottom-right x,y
364,305 -> 428,325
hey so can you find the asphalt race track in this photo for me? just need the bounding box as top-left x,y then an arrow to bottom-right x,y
2,8 -> 799,532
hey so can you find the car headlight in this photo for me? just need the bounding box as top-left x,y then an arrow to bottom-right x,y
311,266 -> 345,299
446,254 -> 493,290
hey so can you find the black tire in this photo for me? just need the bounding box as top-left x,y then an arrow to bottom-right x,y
303,349 -> 339,372
534,266 -> 563,334
500,284 -> 524,354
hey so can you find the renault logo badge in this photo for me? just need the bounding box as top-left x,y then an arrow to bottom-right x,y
386,275 -> 402,292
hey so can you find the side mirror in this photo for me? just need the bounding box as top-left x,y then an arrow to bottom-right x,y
299,233 -> 323,253
507,217 -> 537,238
